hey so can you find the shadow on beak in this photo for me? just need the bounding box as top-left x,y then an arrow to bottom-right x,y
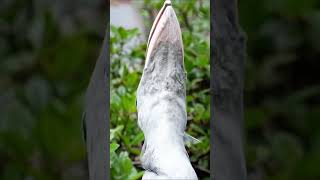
144,0 -> 184,70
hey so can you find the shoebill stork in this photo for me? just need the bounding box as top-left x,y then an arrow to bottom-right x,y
136,0 -> 198,179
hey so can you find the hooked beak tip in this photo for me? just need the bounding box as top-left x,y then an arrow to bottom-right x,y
165,0 -> 172,5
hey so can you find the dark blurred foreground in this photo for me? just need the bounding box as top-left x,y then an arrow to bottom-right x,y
241,0 -> 320,179
0,0 -> 107,179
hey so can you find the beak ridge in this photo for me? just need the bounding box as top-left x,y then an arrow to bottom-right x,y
145,1 -> 183,68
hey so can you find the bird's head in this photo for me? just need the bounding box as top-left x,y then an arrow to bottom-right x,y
136,0 -> 186,115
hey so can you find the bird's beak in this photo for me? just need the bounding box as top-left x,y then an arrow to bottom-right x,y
146,0 -> 172,48
137,0 -> 185,109
144,0 -> 184,69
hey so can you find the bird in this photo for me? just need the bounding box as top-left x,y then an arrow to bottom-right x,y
136,0 -> 198,179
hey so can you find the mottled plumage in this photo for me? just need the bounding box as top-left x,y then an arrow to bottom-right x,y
136,1 -> 198,179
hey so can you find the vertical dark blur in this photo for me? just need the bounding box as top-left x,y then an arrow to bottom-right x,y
240,0 -> 320,179
0,0 -> 107,179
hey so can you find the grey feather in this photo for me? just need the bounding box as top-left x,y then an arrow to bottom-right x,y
136,1 -> 198,179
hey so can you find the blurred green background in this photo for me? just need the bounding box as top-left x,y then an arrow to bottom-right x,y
0,0 -> 320,180
0,0 -> 106,179
241,0 -> 320,180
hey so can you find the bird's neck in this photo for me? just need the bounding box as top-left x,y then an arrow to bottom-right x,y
140,106 -> 197,179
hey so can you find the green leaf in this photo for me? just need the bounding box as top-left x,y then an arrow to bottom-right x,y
130,132 -> 144,145
110,142 -> 120,153
110,125 -> 124,141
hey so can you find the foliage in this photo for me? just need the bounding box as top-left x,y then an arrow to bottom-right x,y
110,0 -> 210,179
